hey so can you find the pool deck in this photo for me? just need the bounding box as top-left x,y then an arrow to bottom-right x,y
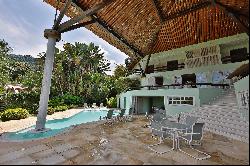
0,116 -> 249,165
0,108 -> 85,134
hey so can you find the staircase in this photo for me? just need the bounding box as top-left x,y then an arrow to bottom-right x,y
183,88 -> 249,143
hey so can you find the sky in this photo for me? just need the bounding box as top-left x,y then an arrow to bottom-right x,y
0,0 -> 128,75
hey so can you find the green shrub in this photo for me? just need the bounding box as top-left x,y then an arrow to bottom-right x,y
54,105 -> 68,112
47,107 -> 55,115
49,94 -> 83,108
4,92 -> 39,114
48,97 -> 63,108
1,108 -> 29,122
106,97 -> 117,108
62,94 -> 83,106
68,104 -> 77,109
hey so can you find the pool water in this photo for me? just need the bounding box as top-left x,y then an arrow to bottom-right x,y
4,110 -> 118,141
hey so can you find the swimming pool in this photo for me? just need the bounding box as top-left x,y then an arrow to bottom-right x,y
2,110 -> 119,141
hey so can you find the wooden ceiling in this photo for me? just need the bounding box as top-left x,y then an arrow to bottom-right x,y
44,0 -> 249,60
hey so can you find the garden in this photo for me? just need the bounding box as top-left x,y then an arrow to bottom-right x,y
0,39 -> 140,122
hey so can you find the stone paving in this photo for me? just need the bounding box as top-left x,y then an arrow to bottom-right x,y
0,116 -> 249,165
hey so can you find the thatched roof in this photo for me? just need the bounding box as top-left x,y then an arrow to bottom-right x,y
44,0 -> 249,61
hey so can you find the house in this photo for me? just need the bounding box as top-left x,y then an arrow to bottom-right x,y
117,33 -> 249,121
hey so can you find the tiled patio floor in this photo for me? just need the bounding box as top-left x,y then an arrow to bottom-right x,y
0,116 -> 249,165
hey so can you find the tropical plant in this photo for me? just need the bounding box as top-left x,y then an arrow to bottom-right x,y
1,108 -> 29,122
113,64 -> 128,78
47,107 -> 55,115
106,97 -> 117,108
4,92 -> 40,115
54,105 -> 68,112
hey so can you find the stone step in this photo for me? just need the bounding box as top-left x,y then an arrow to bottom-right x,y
198,117 -> 249,132
190,112 -> 247,127
186,110 -> 246,123
202,104 -> 239,109
204,123 -> 248,138
197,108 -> 240,117
204,127 -> 249,143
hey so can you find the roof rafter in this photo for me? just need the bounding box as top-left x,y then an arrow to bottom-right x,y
58,0 -> 115,32
163,0 -> 212,23
92,14 -> 144,58
60,20 -> 96,33
66,0 -> 144,58
151,0 -> 164,23
214,0 -> 249,35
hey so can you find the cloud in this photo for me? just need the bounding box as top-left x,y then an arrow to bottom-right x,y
0,0 -> 129,75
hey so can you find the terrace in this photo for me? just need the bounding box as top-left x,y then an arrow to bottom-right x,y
0,116 -> 249,165
0,0 -> 249,165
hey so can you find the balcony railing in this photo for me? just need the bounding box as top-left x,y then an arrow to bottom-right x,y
127,83 -> 230,91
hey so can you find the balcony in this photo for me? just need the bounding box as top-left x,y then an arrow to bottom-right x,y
127,83 -> 230,91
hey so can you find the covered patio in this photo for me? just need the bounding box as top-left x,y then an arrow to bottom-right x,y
0,0 -> 248,165
0,116 -> 249,165
35,0 -> 249,131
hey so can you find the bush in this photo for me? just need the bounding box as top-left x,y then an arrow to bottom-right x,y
54,105 -> 68,112
106,97 -> 117,108
48,94 -> 83,108
1,108 -> 29,122
62,94 -> 83,106
47,107 -> 55,115
48,97 -> 63,108
68,104 -> 77,109
4,92 -> 40,115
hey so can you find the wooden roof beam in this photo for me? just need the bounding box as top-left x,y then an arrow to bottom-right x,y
92,14 -> 144,58
60,20 -> 96,33
214,1 -> 249,35
151,0 -> 164,23
58,0 -> 115,32
163,0 -> 212,22
53,0 -> 72,30
71,0 -> 144,59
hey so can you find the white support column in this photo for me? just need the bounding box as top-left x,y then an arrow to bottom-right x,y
35,29 -> 61,131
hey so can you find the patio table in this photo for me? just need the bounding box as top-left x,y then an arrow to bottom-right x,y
161,122 -> 190,150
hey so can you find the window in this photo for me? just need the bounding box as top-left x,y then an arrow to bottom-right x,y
168,96 -> 194,105
146,65 -> 154,74
167,60 -> 178,71
155,77 -> 163,86
230,47 -> 248,63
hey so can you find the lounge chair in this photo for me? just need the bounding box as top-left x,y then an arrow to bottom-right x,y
92,103 -> 97,108
100,103 -> 104,108
116,109 -> 126,121
178,123 -> 211,160
83,103 -> 88,108
103,109 -> 115,125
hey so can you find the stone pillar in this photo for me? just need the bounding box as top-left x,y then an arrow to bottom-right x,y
35,29 -> 61,131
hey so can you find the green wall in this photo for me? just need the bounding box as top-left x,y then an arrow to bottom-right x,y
234,76 -> 249,121
234,76 -> 249,92
119,88 -> 225,115
199,88 -> 225,105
